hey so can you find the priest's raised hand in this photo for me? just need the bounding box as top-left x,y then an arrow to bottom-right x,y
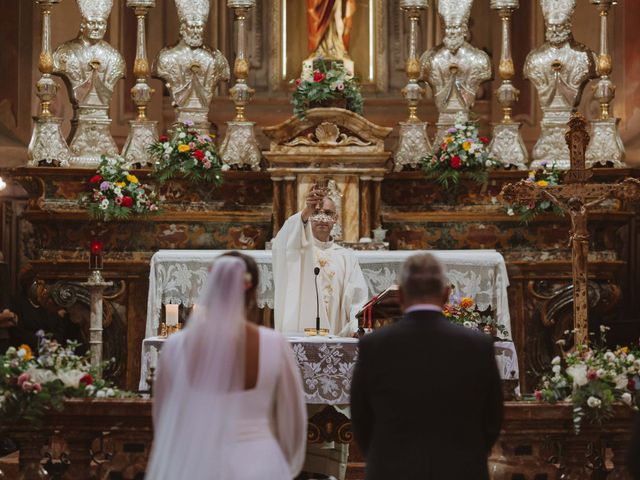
272,186 -> 368,337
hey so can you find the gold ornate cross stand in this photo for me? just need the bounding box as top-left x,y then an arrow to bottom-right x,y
501,114 -> 640,345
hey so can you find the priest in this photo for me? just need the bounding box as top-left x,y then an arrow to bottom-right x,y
272,185 -> 368,337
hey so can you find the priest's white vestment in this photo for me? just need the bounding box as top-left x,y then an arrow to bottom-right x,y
272,212 -> 368,337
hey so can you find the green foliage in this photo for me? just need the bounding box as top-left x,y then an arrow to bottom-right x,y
79,156 -> 160,222
291,60 -> 364,119
148,122 -> 225,185
421,116 -> 501,192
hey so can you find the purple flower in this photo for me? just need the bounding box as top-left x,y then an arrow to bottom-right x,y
540,161 -> 548,168
447,127 -> 457,134
99,181 -> 110,191
184,120 -> 194,127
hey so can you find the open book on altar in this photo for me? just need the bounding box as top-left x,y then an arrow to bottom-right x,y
355,284 -> 402,331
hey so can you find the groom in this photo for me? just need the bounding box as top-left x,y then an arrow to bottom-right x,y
351,253 -> 503,479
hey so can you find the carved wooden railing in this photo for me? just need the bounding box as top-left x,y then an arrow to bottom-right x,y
1,400 -> 635,479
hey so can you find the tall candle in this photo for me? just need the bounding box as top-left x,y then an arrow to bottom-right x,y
165,304 -> 179,327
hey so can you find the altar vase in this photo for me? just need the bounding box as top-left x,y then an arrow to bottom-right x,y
272,185 -> 368,337
351,253 -> 503,480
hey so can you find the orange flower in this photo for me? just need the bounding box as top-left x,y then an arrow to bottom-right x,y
18,344 -> 33,361
460,297 -> 474,309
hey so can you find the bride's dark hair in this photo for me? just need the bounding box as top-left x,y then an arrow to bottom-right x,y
220,251 -> 260,323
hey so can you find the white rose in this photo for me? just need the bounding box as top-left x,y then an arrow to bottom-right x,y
615,374 -> 629,389
96,390 -> 106,398
587,396 -> 602,408
221,164 -> 231,172
597,368 -> 606,378
106,388 -> 115,397
604,351 -> 616,362
628,354 -> 636,363
552,365 -> 561,374
507,208 -> 515,216
57,369 -> 85,388
552,356 -> 561,365
26,367 -> 57,384
178,132 -> 186,139
567,364 -> 589,387
622,392 -> 633,405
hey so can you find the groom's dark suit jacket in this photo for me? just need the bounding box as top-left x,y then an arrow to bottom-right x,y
351,309 -> 504,480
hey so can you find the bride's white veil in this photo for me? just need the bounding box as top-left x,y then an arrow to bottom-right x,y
146,255 -> 248,479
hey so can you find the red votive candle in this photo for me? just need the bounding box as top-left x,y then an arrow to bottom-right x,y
90,239 -> 104,270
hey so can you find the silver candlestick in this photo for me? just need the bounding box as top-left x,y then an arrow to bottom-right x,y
489,0 -> 528,169
585,0 -> 625,167
28,0 -> 71,167
123,0 -> 158,167
220,0 -> 261,171
394,0 -> 431,171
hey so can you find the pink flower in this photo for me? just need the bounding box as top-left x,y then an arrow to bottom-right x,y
203,161 -> 212,169
295,78 -> 302,86
587,369 -> 598,380
17,372 -> 31,387
21,381 -> 33,392
32,383 -> 42,393
534,390 -> 543,401
188,142 -> 196,149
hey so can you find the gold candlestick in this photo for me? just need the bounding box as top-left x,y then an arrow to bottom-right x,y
220,0 -> 262,171
489,0 -> 528,170
585,0 -> 625,167
122,0 -> 159,167
27,0 -> 71,167
394,0 -> 432,171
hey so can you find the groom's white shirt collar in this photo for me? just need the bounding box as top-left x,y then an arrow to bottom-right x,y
404,304 -> 442,314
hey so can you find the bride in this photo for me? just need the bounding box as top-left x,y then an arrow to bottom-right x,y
146,254 -> 308,479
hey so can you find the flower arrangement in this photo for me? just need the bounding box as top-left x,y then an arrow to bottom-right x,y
148,121 -> 226,184
81,156 -> 160,221
443,295 -> 508,339
535,327 -> 640,433
506,162 -> 565,223
422,116 -> 501,190
291,60 -> 364,119
0,333 -> 133,424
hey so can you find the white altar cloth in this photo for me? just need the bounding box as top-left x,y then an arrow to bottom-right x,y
145,249 -> 511,339
140,335 -> 519,394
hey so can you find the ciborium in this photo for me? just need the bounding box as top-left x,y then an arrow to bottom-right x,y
220,0 -> 262,171
27,0 -> 71,167
394,0 -> 432,171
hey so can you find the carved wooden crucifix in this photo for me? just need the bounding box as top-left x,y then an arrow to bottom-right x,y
501,114 -> 640,345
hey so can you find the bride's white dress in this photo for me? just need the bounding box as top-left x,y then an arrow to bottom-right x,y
147,326 -> 307,479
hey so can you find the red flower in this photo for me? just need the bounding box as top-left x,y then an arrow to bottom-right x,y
193,149 -> 205,161
90,175 -> 102,184
450,155 -> 462,170
480,136 -> 490,144
629,378 -> 636,390
295,78 -> 302,86
313,71 -> 325,82
79,374 -> 93,386
534,390 -> 543,401
441,143 -> 448,151
587,369 -> 598,380
159,135 -> 169,143
121,196 -> 133,208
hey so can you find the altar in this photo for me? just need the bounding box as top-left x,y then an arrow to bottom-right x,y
145,249 -> 512,339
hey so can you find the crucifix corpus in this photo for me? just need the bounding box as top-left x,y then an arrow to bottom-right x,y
501,114 -> 640,345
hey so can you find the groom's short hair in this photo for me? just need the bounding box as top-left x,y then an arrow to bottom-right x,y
399,253 -> 447,301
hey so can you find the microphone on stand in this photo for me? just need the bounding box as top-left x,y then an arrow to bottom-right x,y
314,267 -> 321,333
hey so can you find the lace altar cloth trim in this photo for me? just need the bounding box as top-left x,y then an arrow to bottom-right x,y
139,336 -> 519,399
145,249 -> 511,340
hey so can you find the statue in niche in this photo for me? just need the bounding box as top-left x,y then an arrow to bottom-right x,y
306,0 -> 356,73
419,0 -> 492,132
524,0 -> 597,167
52,0 -> 125,164
153,0 -> 230,131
